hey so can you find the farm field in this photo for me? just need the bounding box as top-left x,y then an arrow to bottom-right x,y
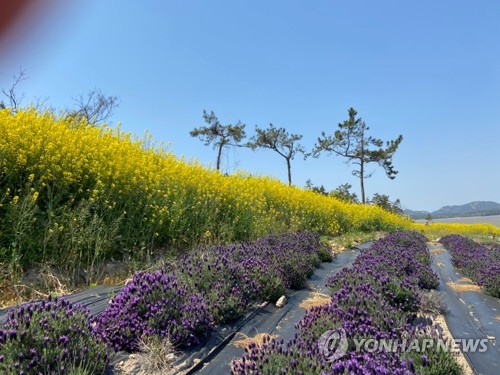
231,232 -> 461,374
4,231 -> 498,374
0,109 -> 414,306
0,108 -> 498,303
2,3 -> 499,374
0,232 -> 498,375
415,214 -> 500,227
0,110 -> 499,374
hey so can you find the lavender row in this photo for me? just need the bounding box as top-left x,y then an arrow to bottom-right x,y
0,297 -> 108,375
232,231 -> 461,374
97,231 -> 331,352
1,232 -> 331,373
440,234 -> 500,298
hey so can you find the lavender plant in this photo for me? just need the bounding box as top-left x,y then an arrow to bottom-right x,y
249,232 -> 325,289
232,231 -> 460,374
231,336 -> 327,375
95,271 -> 212,352
231,334 -> 414,375
298,282 -> 412,348
167,232 -> 327,323
97,232 -> 329,353
0,296 -> 108,375
440,234 -> 500,297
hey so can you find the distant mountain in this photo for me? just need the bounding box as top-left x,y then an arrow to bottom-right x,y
403,209 -> 430,220
433,201 -> 500,218
404,201 -> 500,219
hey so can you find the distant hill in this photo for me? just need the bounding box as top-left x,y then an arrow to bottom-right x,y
404,209 -> 430,220
404,201 -> 500,219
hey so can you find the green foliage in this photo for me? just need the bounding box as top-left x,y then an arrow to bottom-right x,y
0,182 -> 122,285
313,108 -> 403,203
405,340 -> 462,375
305,179 -> 329,196
330,183 -> 359,203
247,124 -> 305,185
0,297 -> 109,375
316,243 -> 334,262
190,110 -> 246,170
370,193 -> 403,215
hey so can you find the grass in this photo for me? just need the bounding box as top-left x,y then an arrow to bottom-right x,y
136,335 -> 177,374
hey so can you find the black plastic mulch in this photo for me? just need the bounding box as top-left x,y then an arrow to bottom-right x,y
0,285 -> 122,323
192,247 -> 361,375
0,245 -> 364,374
4,240 -> 497,375
429,242 -> 500,375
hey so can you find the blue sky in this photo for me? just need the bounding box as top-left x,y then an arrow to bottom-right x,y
1,0 -> 499,211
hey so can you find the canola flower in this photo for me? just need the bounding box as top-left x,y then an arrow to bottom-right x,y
0,108 -> 496,270
413,222 -> 499,239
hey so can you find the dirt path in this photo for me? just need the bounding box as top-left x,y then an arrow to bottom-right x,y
429,242 -> 500,375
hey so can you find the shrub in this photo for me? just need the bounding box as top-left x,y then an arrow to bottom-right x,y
232,231 -> 458,374
418,290 -> 447,316
231,335 -> 414,375
168,232 -> 326,324
96,232 -> 328,353
316,242 -> 334,262
95,271 -> 212,352
251,232 -> 323,289
0,296 -> 108,375
298,282 -> 411,350
404,327 -> 462,375
440,235 -> 500,297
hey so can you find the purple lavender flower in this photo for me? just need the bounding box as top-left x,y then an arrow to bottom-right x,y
0,297 -> 108,374
440,235 -> 499,297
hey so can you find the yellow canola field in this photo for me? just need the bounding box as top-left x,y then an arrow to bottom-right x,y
413,222 -> 499,239
0,109 -> 495,268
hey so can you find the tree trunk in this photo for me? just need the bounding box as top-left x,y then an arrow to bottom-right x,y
360,129 -> 366,204
216,143 -> 223,171
360,159 -> 365,204
286,158 -> 292,186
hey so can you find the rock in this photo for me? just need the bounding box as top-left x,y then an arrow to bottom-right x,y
276,295 -> 287,308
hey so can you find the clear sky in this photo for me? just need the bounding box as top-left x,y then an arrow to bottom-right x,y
1,0 -> 499,212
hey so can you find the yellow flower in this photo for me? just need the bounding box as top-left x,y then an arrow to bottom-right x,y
0,107 -> 493,250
